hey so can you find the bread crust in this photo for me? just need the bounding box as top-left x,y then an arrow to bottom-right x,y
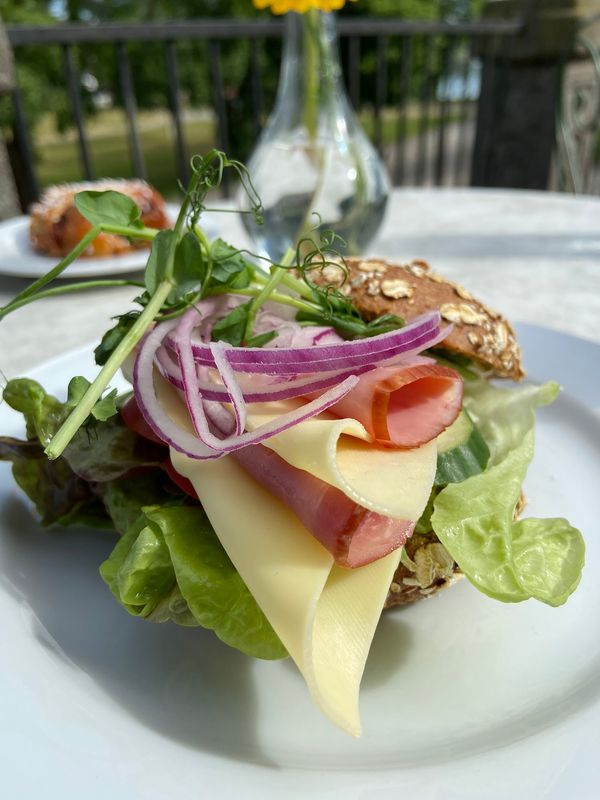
29,179 -> 169,258
309,257 -> 525,380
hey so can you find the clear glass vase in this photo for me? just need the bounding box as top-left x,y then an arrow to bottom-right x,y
239,10 -> 390,262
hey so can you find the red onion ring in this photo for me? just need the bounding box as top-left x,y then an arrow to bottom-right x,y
166,308 -> 441,373
133,318 -> 360,460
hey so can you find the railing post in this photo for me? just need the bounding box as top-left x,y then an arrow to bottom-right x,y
472,0 -> 583,189
0,19 -> 25,216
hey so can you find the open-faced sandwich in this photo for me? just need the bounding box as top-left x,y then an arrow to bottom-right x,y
0,154 -> 585,737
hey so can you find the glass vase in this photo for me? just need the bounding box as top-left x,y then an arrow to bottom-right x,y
239,10 -> 390,262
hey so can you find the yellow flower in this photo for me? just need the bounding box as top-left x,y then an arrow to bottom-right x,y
253,0 -> 356,14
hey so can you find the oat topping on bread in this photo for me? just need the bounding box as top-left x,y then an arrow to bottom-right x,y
309,257 -> 525,381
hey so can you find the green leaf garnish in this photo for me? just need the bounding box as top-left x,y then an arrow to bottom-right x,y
210,239 -> 252,288
245,330 -> 278,348
66,376 -> 119,423
66,376 -> 92,407
75,190 -> 144,229
170,232 -> 205,303
145,229 -> 176,295
94,311 -> 141,366
90,388 -> 119,422
211,301 -> 252,347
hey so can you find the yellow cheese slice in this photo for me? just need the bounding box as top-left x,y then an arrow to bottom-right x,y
157,379 -> 424,734
309,552 -> 400,735
171,449 -> 400,736
245,403 -> 437,522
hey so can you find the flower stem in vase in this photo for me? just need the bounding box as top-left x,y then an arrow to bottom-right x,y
240,11 -> 390,262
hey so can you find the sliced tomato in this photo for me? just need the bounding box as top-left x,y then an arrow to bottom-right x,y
164,459 -> 199,500
120,395 -> 199,500
120,395 -> 164,444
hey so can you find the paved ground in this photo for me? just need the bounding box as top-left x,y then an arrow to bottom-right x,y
383,117 -> 477,188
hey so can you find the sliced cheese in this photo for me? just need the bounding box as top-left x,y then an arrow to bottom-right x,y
309,552 -> 400,735
157,379 -> 428,734
171,449 -> 400,736
246,403 -> 437,522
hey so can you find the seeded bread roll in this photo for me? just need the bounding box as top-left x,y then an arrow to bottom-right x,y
308,256 -> 525,606
309,257 -> 525,381
29,179 -> 170,258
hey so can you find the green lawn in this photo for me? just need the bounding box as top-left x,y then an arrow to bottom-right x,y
35,110 -> 216,199
33,105 -> 467,197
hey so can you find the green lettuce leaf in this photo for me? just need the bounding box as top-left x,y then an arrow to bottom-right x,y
100,505 -> 287,660
1,377 -> 163,527
2,442 -> 110,528
0,430 -> 110,530
2,377 -> 69,446
100,512 -> 172,614
100,472 -> 184,535
62,414 -> 164,482
2,378 -> 164,482
431,379 -> 585,606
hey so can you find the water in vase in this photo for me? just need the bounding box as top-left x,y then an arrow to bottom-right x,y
239,11 -> 390,263
242,139 -> 388,262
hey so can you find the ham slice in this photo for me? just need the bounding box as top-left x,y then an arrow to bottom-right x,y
233,444 -> 414,569
329,362 -> 463,448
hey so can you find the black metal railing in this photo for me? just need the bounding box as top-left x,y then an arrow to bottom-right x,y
4,17 -> 525,207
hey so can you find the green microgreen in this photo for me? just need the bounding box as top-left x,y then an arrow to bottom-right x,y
75,190 -> 145,231
66,376 -> 119,423
0,149 -> 404,460
212,301 -> 253,347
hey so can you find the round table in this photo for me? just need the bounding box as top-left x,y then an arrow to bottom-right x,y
1,188 -> 599,378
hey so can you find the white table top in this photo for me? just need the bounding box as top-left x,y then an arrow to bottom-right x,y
1,187 -> 599,379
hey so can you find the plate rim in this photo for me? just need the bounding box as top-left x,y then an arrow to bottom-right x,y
0,322 -> 599,798
0,203 -> 190,280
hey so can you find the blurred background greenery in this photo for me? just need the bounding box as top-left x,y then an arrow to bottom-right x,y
0,0 -> 486,196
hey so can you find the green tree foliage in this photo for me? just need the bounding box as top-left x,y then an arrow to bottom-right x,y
1,1 -> 485,169
0,2 -> 69,130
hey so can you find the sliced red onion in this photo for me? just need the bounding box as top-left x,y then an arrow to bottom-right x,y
312,327 -> 342,346
133,297 -> 446,461
166,310 -> 441,373
155,309 -> 448,403
179,329 -> 440,375
133,317 -> 359,460
209,341 -> 246,436
157,347 -> 375,403
190,327 -> 442,375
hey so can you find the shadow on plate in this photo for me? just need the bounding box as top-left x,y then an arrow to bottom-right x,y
0,495 -> 276,767
362,614 -> 414,692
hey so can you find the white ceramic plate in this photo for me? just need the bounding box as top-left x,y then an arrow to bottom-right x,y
0,324 -> 599,800
0,205 -> 218,279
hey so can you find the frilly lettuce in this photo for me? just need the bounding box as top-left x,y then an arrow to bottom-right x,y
100,505 -> 287,660
2,378 -> 286,659
431,379 -> 585,606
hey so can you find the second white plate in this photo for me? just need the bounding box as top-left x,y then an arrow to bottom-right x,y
0,205 -> 218,279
